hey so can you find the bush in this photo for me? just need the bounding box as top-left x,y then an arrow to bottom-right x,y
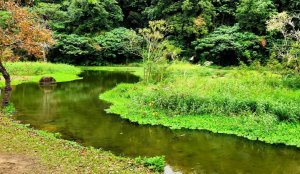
95,27 -> 142,64
49,34 -> 100,65
49,28 -> 143,65
193,25 -> 267,66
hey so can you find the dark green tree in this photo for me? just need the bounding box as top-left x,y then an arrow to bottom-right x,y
193,25 -> 266,65
236,0 -> 276,34
65,0 -> 123,34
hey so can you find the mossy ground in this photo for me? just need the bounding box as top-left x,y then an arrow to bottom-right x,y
0,116 -> 151,173
100,63 -> 300,147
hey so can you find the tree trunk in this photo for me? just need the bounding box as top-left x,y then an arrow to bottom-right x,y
0,61 -> 12,107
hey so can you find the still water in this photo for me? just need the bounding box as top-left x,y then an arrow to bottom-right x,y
10,71 -> 300,173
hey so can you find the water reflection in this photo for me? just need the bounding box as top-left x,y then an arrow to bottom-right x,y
9,71 -> 300,173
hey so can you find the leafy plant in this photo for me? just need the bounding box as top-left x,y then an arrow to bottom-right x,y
135,156 -> 165,172
139,20 -> 169,83
2,103 -> 16,116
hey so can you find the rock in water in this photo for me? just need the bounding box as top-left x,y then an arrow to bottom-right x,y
39,76 -> 56,85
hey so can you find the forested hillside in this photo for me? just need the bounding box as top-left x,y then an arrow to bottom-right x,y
1,1 -> 300,173
18,0 -> 299,69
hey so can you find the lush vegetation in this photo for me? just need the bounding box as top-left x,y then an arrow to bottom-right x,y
0,0 -> 300,172
100,63 -> 300,147
20,0 -> 298,68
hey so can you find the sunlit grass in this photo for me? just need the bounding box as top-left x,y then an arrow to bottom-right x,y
0,62 -> 82,87
100,62 -> 300,147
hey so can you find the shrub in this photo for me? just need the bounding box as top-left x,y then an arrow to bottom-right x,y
95,27 -> 143,64
48,34 -> 99,65
193,25 -> 266,66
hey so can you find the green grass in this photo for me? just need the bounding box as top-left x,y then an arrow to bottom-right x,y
0,116 -> 152,173
100,63 -> 300,147
0,62 -> 82,87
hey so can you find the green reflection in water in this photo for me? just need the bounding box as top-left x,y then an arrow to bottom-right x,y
10,71 -> 300,173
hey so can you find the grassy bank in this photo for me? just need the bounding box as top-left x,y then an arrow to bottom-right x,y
0,62 -> 82,87
0,116 -> 151,173
100,63 -> 300,147
0,62 -> 160,173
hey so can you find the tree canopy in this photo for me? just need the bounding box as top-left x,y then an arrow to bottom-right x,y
0,0 -> 299,69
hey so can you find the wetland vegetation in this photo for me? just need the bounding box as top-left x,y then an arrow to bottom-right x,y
0,0 -> 299,173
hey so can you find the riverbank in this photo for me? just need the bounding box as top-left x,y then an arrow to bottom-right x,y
100,63 -> 300,147
0,62 -> 154,173
0,116 -> 151,173
0,62 -> 82,87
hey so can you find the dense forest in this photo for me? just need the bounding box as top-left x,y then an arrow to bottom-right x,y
8,0 -> 298,69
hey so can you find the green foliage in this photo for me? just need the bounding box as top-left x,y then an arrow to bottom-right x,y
49,34 -> 99,65
212,0 -> 238,25
30,0 -> 300,67
117,0 -> 149,28
135,156 -> 165,172
2,103 -> 16,116
34,0 -> 123,33
282,75 -> 300,89
32,2 -> 68,31
139,20 -> 183,83
133,65 -> 300,121
100,64 -> 300,147
236,0 -> 276,34
0,10 -> 11,29
95,27 -> 142,63
141,0 -> 216,47
64,0 -> 123,34
50,29 -> 143,65
193,25 -> 265,65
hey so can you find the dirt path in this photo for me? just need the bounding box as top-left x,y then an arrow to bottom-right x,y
0,153 -> 44,174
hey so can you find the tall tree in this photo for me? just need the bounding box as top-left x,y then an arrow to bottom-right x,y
0,1 -> 54,105
64,0 -> 123,34
236,0 -> 276,34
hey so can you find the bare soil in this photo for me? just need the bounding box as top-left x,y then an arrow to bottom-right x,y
0,153 -> 45,174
